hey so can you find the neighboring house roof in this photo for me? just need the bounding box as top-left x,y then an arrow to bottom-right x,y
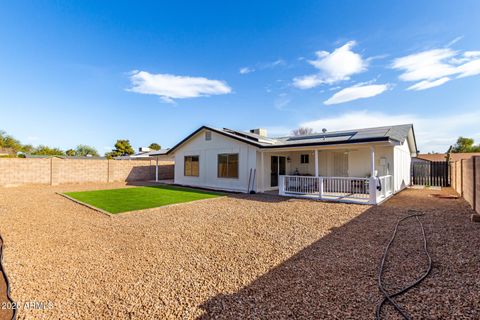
24,154 -> 106,159
60,156 -> 107,159
115,149 -> 170,160
416,152 -> 480,162
24,154 -> 63,159
162,124 -> 417,155
146,149 -> 170,156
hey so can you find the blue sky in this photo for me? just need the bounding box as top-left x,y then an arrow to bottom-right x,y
1,1 -> 480,154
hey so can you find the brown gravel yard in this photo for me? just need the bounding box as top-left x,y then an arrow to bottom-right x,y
0,183 -> 479,319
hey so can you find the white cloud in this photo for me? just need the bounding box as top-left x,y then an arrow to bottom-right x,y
27,136 -> 39,141
446,36 -> 464,47
267,59 -> 286,67
127,70 -> 232,102
293,41 -> 367,89
274,93 -> 291,110
407,77 -> 450,91
392,48 -> 480,90
239,67 -> 255,74
456,58 -> 480,78
240,59 -> 286,76
300,110 -> 480,152
324,84 -> 389,105
292,74 -> 323,89
464,51 -> 480,58
392,49 -> 457,82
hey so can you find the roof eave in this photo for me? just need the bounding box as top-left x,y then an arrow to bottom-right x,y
159,126 -> 264,156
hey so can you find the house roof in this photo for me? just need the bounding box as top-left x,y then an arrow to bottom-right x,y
161,124 -> 417,155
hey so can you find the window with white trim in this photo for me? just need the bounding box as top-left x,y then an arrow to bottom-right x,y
217,153 -> 239,178
300,154 -> 309,164
184,155 -> 199,176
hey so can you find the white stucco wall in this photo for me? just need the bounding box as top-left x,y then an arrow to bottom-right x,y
173,130 -> 258,192
288,151 -> 315,175
333,146 -> 393,177
393,140 -> 412,192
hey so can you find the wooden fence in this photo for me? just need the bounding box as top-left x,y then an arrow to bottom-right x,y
411,160 -> 449,187
450,156 -> 480,215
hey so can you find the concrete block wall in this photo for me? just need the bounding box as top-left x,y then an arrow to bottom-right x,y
450,157 -> 479,215
455,161 -> 462,194
0,158 -> 174,186
156,162 -> 174,181
451,160 -> 457,192
109,160 -> 155,182
462,159 -> 473,206
53,159 -> 109,184
451,161 -> 463,195
476,157 -> 480,214
0,158 -> 51,185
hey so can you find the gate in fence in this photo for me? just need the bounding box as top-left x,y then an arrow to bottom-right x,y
411,160 -> 450,187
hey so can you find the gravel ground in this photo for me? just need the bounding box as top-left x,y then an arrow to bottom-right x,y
0,183 -> 479,319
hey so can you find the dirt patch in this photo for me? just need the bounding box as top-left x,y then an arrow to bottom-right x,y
0,183 -> 479,319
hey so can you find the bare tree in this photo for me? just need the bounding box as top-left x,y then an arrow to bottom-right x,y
291,127 -> 314,136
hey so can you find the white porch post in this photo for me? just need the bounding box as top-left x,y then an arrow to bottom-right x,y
155,156 -> 159,182
315,149 -> 321,198
370,146 -> 375,177
260,151 -> 265,193
319,177 -> 323,199
279,174 -> 285,195
369,146 -> 377,204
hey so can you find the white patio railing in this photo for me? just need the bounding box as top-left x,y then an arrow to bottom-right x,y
376,175 -> 393,201
282,175 -> 319,194
322,176 -> 370,200
279,175 -> 393,204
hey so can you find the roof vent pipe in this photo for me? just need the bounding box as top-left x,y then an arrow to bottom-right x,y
322,128 -> 327,140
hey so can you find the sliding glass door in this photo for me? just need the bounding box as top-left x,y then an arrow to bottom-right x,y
270,156 -> 286,187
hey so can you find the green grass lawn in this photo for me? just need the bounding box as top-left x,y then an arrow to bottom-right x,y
64,185 -> 222,214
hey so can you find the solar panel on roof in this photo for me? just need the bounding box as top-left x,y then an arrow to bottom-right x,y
286,131 -> 356,141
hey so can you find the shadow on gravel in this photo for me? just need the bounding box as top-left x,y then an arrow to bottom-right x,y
0,236 -> 14,320
197,188 -> 480,319
226,193 -> 293,204
127,181 -> 294,204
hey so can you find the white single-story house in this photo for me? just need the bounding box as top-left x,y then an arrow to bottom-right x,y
152,124 -> 417,205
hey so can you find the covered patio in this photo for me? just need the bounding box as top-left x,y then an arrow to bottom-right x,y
258,143 -> 395,204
